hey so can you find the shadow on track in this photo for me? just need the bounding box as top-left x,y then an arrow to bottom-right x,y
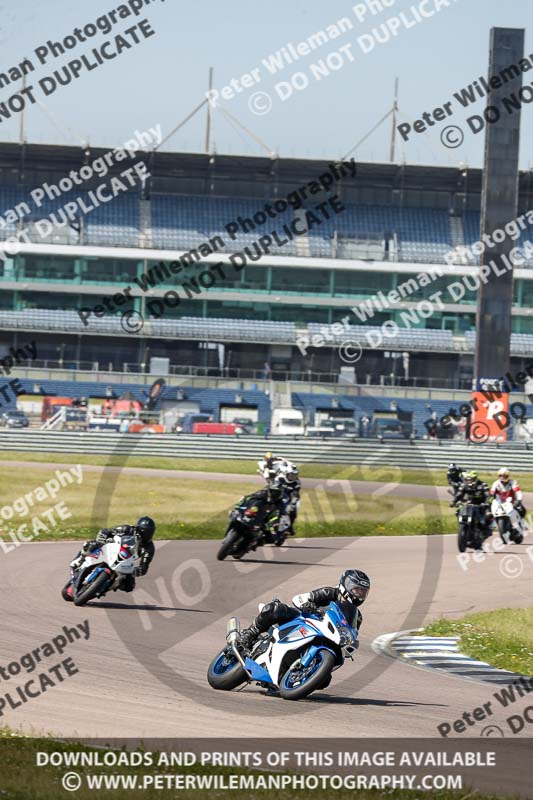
299,695 -> 448,708
234,558 -> 318,566
284,544 -> 339,550
86,601 -> 213,613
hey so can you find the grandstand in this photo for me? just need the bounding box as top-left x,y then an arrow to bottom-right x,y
1,144 -> 533,391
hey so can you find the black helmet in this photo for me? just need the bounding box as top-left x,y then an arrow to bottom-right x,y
338,569 -> 370,607
136,516 -> 156,543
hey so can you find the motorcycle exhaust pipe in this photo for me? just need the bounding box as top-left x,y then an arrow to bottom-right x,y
226,617 -> 240,644
226,617 -> 251,679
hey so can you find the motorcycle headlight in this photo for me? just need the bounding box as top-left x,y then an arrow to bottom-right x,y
338,629 -> 354,647
342,642 -> 359,657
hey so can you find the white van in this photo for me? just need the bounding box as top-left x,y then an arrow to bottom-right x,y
270,407 -> 305,436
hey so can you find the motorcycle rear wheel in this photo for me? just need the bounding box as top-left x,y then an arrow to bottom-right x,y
73,571 -> 110,606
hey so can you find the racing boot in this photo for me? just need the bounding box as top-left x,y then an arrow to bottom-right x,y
239,622 -> 261,651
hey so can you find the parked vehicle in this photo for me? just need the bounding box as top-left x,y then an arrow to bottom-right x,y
270,408 -> 304,436
306,420 -> 336,438
231,417 -> 255,434
307,418 -> 357,437
333,419 -> 357,437
0,409 -> 29,428
372,418 -> 411,440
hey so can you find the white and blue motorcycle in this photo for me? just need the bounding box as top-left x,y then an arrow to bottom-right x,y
207,602 -> 359,701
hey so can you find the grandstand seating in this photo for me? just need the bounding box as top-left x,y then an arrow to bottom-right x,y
3,309 -> 533,355
151,195 -> 298,255
0,310 -> 298,343
307,323 -> 456,351
465,331 -> 533,358
4,180 -> 533,265
0,186 -> 141,248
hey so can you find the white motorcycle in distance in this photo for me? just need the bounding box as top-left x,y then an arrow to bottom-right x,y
207,602 -> 359,701
491,497 -> 527,544
63,531 -> 138,606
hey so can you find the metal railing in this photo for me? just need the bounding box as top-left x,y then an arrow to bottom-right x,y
0,430 -> 531,470
16,360 -> 473,391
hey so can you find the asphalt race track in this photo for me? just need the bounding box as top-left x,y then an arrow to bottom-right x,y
2,529 -> 532,741
3,459 -> 532,505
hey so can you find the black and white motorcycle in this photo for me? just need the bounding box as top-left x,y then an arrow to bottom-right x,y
62,531 -> 138,606
491,497 -> 527,544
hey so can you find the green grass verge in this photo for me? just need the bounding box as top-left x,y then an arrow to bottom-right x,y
0,730 -> 505,800
420,608 -> 533,675
0,463 -> 453,541
3,449 -> 531,489
0,449 -> 441,483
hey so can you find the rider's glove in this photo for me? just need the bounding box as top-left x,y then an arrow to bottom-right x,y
300,602 -> 321,617
135,563 -> 148,577
95,530 -> 109,545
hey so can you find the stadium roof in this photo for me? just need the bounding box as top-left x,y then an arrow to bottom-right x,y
3,141 -> 533,207
0,140 -> 484,194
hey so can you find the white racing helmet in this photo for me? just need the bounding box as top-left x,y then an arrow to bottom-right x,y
275,459 -> 299,486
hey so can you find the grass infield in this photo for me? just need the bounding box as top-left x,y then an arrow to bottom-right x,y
420,608 -> 533,676
1,450 -> 531,489
0,463 -> 454,541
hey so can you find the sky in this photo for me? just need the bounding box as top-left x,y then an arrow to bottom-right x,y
0,0 -> 532,168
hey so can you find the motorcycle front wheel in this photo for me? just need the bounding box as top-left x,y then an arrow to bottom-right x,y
217,528 -> 243,561
207,650 -> 248,690
61,580 -> 74,602
279,649 -> 336,701
457,524 -> 468,553
496,517 -> 511,544
73,571 -> 110,606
